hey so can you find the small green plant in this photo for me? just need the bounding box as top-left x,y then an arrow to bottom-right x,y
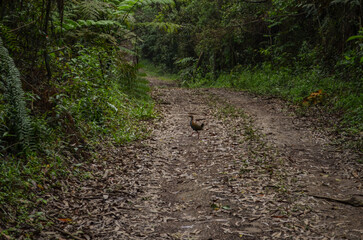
0,37 -> 32,153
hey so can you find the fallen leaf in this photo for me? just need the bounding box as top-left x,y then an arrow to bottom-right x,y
271,215 -> 288,219
272,232 -> 282,238
58,218 -> 72,223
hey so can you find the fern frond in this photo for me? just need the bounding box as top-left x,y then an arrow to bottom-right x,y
175,57 -> 196,65
119,46 -> 138,56
139,21 -> 180,33
116,0 -> 175,13
63,19 -> 125,31
141,0 -> 175,5
0,37 -> 32,151
77,0 -> 111,20
0,24 -> 21,53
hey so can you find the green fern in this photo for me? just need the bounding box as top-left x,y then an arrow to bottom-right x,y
140,22 -> 180,33
0,24 -> 21,53
115,0 -> 175,14
0,37 -> 32,152
61,0 -> 176,42
77,0 -> 111,20
175,57 -> 196,66
63,19 -> 124,30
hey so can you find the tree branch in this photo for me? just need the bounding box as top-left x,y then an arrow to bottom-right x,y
9,20 -> 37,32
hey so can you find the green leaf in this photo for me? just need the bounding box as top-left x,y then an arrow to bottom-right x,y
211,203 -> 219,209
347,35 -> 363,41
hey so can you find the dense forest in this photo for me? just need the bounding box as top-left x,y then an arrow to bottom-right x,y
139,0 -> 362,127
0,0 -> 362,238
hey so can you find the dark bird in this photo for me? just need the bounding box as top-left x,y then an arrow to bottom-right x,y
189,115 -> 204,139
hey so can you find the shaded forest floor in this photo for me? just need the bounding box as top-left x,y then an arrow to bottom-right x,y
40,76 -> 362,239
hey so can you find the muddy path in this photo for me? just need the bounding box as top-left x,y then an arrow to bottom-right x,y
44,77 -> 362,239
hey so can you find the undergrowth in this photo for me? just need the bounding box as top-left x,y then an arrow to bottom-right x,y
53,47 -> 156,145
0,47 -> 155,238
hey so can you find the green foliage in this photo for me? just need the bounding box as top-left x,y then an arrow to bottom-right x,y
63,19 -> 124,30
175,57 -> 197,81
0,38 -> 32,152
140,59 -> 179,81
77,0 -> 110,20
139,0 -> 362,77
139,21 -> 180,33
0,24 -> 21,53
116,0 -> 175,13
0,0 -> 165,236
336,28 -> 363,81
51,46 -> 155,145
0,152 -> 68,237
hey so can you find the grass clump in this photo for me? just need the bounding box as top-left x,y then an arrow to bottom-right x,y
140,59 -> 179,81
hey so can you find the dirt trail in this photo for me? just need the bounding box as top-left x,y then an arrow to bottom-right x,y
44,77 -> 362,240
210,89 -> 362,197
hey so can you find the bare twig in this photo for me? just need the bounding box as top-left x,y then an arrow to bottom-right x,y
311,194 -> 363,207
48,47 -> 67,54
53,226 -> 84,240
9,20 -> 36,32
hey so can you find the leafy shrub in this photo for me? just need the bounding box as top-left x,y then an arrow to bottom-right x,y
51,46 -> 155,145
